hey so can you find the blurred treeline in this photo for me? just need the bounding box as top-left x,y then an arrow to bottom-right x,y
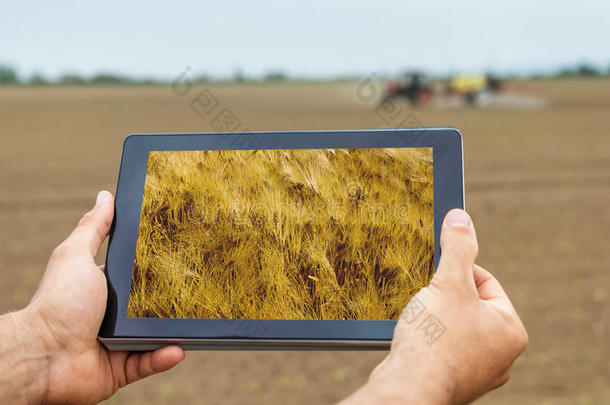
0,67 -> 293,86
0,62 -> 609,86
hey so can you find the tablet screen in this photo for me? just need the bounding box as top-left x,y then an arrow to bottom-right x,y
127,148 -> 434,320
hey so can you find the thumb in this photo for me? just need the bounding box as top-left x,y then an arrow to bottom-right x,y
435,209 -> 478,286
63,191 -> 115,258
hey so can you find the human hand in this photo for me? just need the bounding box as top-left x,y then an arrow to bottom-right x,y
2,191 -> 184,404
341,209 -> 528,405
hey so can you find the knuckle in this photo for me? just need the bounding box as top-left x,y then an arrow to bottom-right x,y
515,327 -> 529,352
428,275 -> 445,291
507,322 -> 529,353
51,242 -> 70,260
101,212 -> 113,229
464,236 -> 479,257
78,210 -> 96,227
450,248 -> 470,263
497,370 -> 511,387
444,234 -> 478,259
448,240 -> 478,262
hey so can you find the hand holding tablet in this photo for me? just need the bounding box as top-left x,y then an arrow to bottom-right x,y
341,209 -> 529,404
0,140 -> 529,403
99,128 -> 464,349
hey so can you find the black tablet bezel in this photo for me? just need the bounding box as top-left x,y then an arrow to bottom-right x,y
99,128 -> 464,342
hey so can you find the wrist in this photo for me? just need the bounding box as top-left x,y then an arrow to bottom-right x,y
352,353 -> 455,405
0,307 -> 55,404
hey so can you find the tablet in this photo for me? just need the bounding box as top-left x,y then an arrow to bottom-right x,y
99,128 -> 464,350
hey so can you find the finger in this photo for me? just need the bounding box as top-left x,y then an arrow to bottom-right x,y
125,346 -> 185,385
108,351 -> 130,389
473,265 -> 509,301
436,209 -> 478,285
65,191 -> 114,257
473,265 -> 517,315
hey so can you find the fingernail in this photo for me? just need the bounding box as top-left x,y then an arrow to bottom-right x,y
445,209 -> 470,227
95,191 -> 106,206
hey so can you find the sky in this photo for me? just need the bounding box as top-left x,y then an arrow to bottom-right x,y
1,0 -> 609,80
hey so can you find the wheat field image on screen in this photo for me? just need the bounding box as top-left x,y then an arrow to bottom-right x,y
127,148 -> 434,320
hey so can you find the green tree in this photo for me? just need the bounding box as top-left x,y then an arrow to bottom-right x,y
58,73 -> 86,85
90,73 -> 130,84
263,71 -> 287,82
575,63 -> 599,76
29,72 -> 49,85
0,65 -> 19,84
193,74 -> 211,84
232,68 -> 246,83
